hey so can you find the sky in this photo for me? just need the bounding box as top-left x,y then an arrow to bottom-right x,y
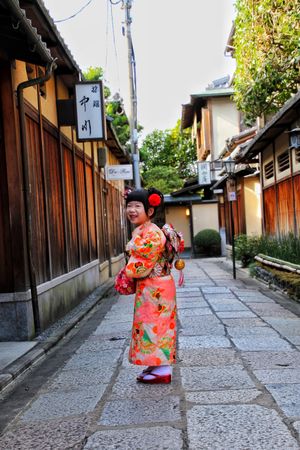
43,0 -> 236,137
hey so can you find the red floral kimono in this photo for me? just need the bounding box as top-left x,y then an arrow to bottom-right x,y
125,221 -> 176,366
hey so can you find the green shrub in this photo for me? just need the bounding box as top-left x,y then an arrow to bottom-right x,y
194,229 -> 221,256
235,234 -> 260,267
235,232 -> 300,267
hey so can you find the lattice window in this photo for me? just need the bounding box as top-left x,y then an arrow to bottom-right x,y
295,148 -> 300,164
264,160 -> 274,179
277,150 -> 290,172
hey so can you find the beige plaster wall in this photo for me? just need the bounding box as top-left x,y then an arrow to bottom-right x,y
165,206 -> 191,247
244,177 -> 262,235
210,97 -> 240,160
12,60 -> 38,109
40,74 -> 57,126
192,203 -> 219,235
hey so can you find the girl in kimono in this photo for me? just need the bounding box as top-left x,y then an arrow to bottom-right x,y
125,188 -> 180,384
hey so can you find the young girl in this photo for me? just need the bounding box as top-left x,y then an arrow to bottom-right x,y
124,187 -> 180,384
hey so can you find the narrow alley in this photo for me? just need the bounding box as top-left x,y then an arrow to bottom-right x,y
0,259 -> 300,449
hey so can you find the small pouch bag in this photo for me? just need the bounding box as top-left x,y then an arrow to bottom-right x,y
114,266 -> 136,295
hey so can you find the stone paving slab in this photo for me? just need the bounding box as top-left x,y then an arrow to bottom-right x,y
84,427 -> 183,450
98,396 -> 181,426
178,325 -> 226,337
227,326 -> 280,338
20,386 -> 107,422
177,308 -> 213,317
178,348 -> 242,367
186,389 -> 261,404
202,287 -> 231,294
177,300 -> 208,309
232,336 -> 293,351
62,348 -> 123,370
262,318 -> 300,334
241,351 -> 300,369
74,337 -> 126,353
231,289 -> 263,296
179,316 -> 223,328
0,417 -> 89,450
293,421 -> 300,435
221,318 -> 267,327
250,304 -> 297,318
93,321 -> 132,335
254,368 -> 300,384
209,303 -> 251,312
202,293 -> 237,300
187,404 -> 299,449
179,336 -> 231,349
266,384 -> 300,417
238,296 -> 275,303
216,311 -> 258,318
102,313 -> 134,322
45,367 -> 114,391
178,308 -> 212,318
180,366 -> 255,391
285,335 -> 300,345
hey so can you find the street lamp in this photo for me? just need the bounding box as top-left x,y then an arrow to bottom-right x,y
223,158 -> 236,279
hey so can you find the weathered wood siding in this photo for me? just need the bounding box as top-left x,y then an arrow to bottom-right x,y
277,179 -> 294,234
263,177 -> 299,235
263,186 -> 276,235
0,99 -> 126,292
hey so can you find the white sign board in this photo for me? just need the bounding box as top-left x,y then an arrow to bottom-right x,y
75,82 -> 106,141
105,164 -> 133,180
198,162 -> 211,185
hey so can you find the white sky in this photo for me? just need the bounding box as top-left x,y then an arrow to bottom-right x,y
43,0 -> 236,137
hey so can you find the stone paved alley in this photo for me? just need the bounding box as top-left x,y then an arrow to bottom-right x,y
1,259 -> 300,449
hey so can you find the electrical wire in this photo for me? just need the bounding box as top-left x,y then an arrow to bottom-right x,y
54,0 -> 93,23
109,0 -> 123,5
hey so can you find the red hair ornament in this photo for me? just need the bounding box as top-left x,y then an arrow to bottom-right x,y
148,193 -> 161,207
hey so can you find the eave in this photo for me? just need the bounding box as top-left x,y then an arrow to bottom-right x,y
181,88 -> 234,130
238,91 -> 300,163
0,0 -> 53,65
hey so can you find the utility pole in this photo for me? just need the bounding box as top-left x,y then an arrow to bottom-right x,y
124,0 -> 141,188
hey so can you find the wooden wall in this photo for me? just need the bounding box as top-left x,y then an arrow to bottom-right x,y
0,100 -> 126,291
263,174 -> 300,235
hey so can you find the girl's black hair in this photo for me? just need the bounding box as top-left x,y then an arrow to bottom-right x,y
126,187 -> 164,218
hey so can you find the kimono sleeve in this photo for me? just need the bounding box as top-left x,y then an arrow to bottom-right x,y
125,229 -> 164,278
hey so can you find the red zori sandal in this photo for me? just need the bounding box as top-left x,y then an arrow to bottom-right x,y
136,372 -> 171,384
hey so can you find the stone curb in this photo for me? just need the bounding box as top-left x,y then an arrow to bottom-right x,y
0,280 -> 114,393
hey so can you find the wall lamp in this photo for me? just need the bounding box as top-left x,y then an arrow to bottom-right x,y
288,128 -> 300,149
222,157 -> 236,175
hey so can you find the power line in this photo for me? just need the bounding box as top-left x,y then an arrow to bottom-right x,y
54,0 -> 93,23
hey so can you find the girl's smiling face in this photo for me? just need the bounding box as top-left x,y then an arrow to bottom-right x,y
126,201 -> 154,226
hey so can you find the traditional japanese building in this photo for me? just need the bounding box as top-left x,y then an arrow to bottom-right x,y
0,0 -> 129,339
238,91 -> 300,236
